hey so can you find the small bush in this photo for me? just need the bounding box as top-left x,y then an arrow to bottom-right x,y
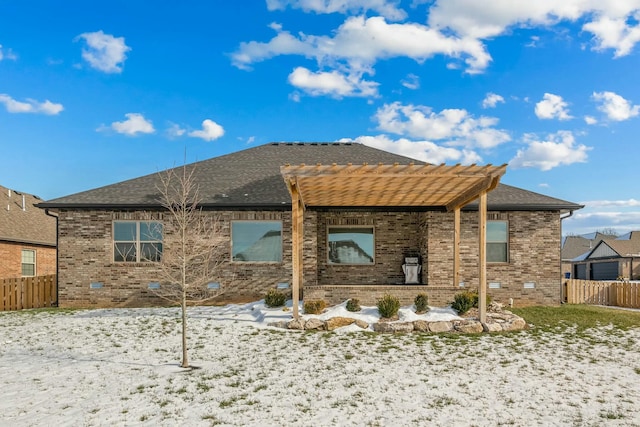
346,298 -> 361,312
471,291 -> 492,308
414,293 -> 429,314
377,294 -> 400,319
264,289 -> 286,308
303,300 -> 327,314
451,291 -> 475,315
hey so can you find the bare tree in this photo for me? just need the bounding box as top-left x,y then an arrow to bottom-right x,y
152,164 -> 228,368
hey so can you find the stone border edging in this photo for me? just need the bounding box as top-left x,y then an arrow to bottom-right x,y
268,311 -> 526,333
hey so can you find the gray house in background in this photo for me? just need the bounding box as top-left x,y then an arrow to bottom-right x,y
568,232 -> 640,280
38,142 -> 582,308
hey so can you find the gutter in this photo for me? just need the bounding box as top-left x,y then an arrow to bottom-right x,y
44,209 -> 59,307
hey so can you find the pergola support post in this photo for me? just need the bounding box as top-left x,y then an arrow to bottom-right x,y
454,207 -> 460,288
291,183 -> 304,320
478,191 -> 487,323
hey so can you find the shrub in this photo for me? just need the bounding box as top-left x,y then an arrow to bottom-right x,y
264,289 -> 286,308
377,294 -> 400,318
346,298 -> 361,312
451,291 -> 475,315
414,293 -> 429,314
303,300 -> 327,315
470,291 -> 492,308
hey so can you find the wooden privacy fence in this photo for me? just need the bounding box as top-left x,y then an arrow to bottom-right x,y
1,274 -> 57,311
564,279 -> 640,309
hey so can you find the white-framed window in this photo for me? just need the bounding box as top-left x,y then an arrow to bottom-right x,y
328,226 -> 374,264
487,220 -> 508,263
113,221 -> 163,263
231,221 -> 282,262
21,249 -> 36,276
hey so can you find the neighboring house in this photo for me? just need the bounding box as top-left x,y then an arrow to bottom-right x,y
561,232 -> 617,278
569,232 -> 640,280
0,185 -> 56,279
37,142 -> 582,308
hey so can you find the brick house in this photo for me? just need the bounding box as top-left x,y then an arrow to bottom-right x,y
38,143 -> 582,309
0,185 -> 56,279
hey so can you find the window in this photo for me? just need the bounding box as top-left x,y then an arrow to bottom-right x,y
113,221 -> 163,262
21,249 -> 36,276
487,221 -> 508,263
328,227 -> 374,264
231,221 -> 282,262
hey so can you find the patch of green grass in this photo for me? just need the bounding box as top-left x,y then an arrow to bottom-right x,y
511,305 -> 640,332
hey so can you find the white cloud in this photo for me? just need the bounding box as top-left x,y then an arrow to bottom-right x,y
188,119 -> 225,141
373,102 -> 510,149
584,115 -> 598,125
166,123 -> 186,138
341,135 -> 482,164
592,91 -> 640,121
401,73 -> 420,90
0,94 -> 63,115
103,113 -> 154,136
266,0 -> 407,21
535,93 -> 573,120
288,67 -> 379,98
75,30 -> 131,73
565,209 -> 640,235
509,131 -> 591,171
481,92 -> 505,108
427,1 -> 640,57
581,199 -> 640,208
232,16 -> 492,76
0,44 -> 17,61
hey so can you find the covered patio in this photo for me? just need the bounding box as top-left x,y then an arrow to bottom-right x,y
281,162 -> 507,322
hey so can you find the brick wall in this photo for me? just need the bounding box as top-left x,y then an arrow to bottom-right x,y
315,211 -> 421,286
55,209 -> 293,308
54,207 -> 562,308
425,210 -> 562,306
0,241 -> 56,279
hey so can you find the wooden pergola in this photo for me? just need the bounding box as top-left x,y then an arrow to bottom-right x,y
281,162 -> 507,322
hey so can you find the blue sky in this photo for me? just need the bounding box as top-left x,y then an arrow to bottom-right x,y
1,1 -> 640,236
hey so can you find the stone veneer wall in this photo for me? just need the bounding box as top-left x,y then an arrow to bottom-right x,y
0,241 -> 56,279
425,210 -> 562,306
55,209 -> 293,308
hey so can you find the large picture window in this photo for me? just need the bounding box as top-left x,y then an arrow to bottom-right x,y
231,221 -> 282,262
21,249 -> 36,276
328,226 -> 374,264
487,221 -> 508,263
113,221 -> 163,263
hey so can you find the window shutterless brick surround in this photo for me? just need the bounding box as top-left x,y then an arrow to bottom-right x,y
54,208 -> 562,308
0,241 -> 56,279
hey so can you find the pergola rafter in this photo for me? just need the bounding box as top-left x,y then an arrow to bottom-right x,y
281,162 -> 507,321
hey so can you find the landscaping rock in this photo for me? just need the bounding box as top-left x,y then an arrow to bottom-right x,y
304,318 -> 325,330
455,320 -> 484,334
372,322 -> 414,333
287,319 -> 305,330
354,319 -> 369,329
502,318 -> 526,331
482,322 -> 503,333
325,316 -> 355,331
428,321 -> 453,333
412,320 -> 429,332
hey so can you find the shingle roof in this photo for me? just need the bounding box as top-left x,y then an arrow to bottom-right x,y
602,232 -> 640,257
38,142 -> 582,212
0,185 -> 56,246
562,232 -> 618,261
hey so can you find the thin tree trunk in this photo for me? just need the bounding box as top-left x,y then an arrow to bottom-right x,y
182,288 -> 189,368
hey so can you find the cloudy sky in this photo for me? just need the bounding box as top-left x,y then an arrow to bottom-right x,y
1,0 -> 640,235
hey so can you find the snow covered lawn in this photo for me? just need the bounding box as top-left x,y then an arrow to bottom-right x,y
1,302 -> 639,426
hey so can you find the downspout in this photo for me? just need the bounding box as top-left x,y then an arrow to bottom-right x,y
559,210 -> 576,303
44,209 -> 59,307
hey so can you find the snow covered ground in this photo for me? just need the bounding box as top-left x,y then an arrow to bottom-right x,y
1,301 -> 639,426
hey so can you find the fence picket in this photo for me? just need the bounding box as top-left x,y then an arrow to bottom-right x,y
0,275 -> 57,311
564,279 -> 640,309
